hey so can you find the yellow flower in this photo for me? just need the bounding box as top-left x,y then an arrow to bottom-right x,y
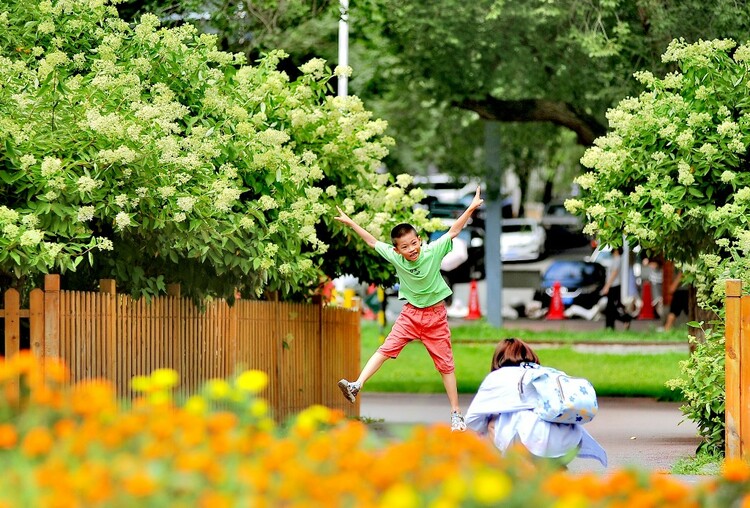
379,483 -> 420,508
185,395 -> 208,415
471,470 -> 512,505
150,368 -> 179,389
249,399 -> 269,418
147,390 -> 171,406
552,494 -> 590,508
130,375 -> 151,393
294,405 -> 331,435
204,379 -> 232,400
234,369 -> 268,393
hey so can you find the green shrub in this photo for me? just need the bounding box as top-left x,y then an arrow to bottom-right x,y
666,320 -> 725,455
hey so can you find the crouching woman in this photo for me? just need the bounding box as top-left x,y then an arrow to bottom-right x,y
465,338 -> 607,467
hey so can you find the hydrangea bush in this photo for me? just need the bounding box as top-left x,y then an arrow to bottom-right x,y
2,352 -> 750,507
0,0 -> 435,300
568,38 -> 750,454
567,38 -> 750,306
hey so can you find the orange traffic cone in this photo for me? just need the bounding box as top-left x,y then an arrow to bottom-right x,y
637,281 -> 656,320
547,281 -> 565,320
465,279 -> 482,320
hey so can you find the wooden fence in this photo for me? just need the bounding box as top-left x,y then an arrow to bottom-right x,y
725,279 -> 750,459
3,274 -> 361,420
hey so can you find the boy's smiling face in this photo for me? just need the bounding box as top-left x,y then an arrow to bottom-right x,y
393,230 -> 421,262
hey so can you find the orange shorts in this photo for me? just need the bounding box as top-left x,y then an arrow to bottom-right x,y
378,301 -> 455,374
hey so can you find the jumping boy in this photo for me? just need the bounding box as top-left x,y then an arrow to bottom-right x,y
333,187 -> 484,431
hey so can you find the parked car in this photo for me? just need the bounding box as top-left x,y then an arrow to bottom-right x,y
413,174 -> 480,204
533,260 -> 606,309
541,199 -> 588,249
501,218 -> 547,262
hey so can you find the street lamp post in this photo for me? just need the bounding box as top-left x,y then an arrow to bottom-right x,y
338,0 -> 349,98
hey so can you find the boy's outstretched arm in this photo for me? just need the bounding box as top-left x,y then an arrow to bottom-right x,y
334,206 -> 378,248
448,187 -> 484,239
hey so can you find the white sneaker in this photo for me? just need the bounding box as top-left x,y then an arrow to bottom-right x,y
337,379 -> 360,403
450,411 -> 466,432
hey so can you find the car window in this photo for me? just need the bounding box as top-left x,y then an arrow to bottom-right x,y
543,262 -> 605,284
544,262 -> 583,281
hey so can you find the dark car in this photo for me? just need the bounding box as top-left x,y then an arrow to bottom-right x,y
541,199 -> 589,250
533,260 -> 606,309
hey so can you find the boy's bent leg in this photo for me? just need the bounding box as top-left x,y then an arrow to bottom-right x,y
337,352 -> 390,403
356,351 -> 390,386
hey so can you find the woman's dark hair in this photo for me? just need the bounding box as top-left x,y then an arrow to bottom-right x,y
390,223 -> 418,244
491,338 -> 540,371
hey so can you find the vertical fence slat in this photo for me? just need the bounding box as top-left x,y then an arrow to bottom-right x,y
726,279 -> 742,459
43,275 -> 60,359
741,294 -> 750,459
29,288 -> 44,359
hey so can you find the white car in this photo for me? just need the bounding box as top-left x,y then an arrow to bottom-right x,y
501,218 -> 547,262
413,174 -> 480,203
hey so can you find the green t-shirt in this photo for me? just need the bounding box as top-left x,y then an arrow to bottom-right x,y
374,233 -> 453,308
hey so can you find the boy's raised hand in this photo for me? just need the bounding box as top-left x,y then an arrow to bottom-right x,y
334,206 -> 355,227
469,187 -> 484,210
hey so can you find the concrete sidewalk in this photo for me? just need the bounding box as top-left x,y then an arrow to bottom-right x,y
360,392 -> 705,482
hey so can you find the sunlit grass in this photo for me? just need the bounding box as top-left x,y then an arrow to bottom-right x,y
361,322 -> 686,401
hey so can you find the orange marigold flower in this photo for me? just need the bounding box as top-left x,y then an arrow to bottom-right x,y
21,427 -> 54,457
722,458 -> 750,482
650,473 -> 692,504
123,472 -> 157,497
43,358 -> 70,384
0,424 -> 18,449
206,411 -> 238,434
53,419 -> 77,439
199,492 -> 233,508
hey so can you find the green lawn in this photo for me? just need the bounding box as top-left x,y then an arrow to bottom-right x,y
360,321 -> 687,401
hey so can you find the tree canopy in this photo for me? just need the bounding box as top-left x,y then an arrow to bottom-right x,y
0,0 -> 437,300
117,0 -> 750,202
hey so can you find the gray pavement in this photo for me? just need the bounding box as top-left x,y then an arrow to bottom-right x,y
361,392 -> 706,482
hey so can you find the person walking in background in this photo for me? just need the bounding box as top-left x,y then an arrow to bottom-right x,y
465,338 -> 607,466
333,188 -> 484,431
663,270 -> 689,331
601,247 -> 632,330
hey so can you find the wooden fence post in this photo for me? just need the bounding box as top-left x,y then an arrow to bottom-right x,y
4,289 -> 20,359
725,279 -> 742,459
4,288 -> 20,401
44,275 -> 60,359
29,288 -> 45,359
100,279 -> 116,382
167,284 -> 181,298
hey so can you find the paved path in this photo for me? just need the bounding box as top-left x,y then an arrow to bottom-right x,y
360,392 -> 704,481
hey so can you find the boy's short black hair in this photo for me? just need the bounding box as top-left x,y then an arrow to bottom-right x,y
390,223 -> 417,244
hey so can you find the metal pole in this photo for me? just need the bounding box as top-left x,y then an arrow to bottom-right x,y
338,0 -> 349,98
484,121 -> 503,328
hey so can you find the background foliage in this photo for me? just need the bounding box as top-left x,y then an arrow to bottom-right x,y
0,0 -> 439,300
116,0 -> 750,204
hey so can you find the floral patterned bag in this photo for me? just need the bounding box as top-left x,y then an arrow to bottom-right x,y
518,362 -> 598,424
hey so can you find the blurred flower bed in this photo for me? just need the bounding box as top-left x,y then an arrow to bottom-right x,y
0,352 -> 748,507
